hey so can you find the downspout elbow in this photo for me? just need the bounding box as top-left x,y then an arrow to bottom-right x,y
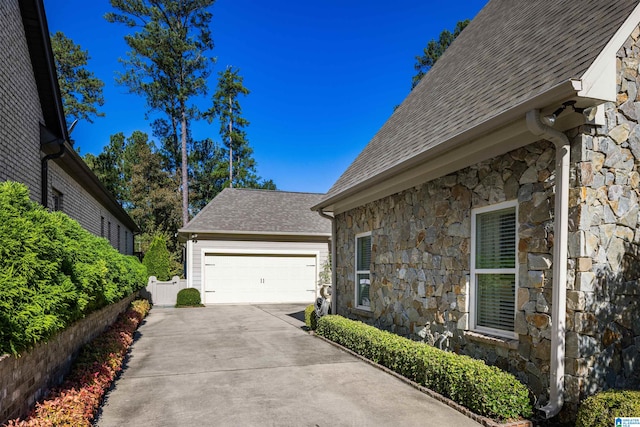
318,209 -> 337,315
41,140 -> 66,207
525,109 -> 570,419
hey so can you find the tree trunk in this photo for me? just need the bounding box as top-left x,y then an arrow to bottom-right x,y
181,110 -> 189,227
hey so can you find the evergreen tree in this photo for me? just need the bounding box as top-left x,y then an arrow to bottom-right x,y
50,31 -> 105,124
208,66 -> 276,191
84,133 -> 128,205
412,20 -> 469,89
106,0 -> 216,227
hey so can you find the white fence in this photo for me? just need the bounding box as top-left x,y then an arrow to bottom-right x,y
143,276 -> 187,306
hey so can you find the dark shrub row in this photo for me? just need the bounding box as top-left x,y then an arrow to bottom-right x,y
316,315 -> 533,422
6,299 -> 151,426
0,182 -> 147,355
576,390 -> 640,427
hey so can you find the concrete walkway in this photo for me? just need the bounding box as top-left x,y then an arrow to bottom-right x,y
96,304 -> 481,427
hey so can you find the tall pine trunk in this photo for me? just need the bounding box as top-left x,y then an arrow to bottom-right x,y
181,109 -> 189,227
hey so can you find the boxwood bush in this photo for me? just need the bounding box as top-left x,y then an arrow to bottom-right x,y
316,315 -> 532,422
176,288 -> 203,307
304,304 -> 317,330
0,182 -> 147,355
576,390 -> 640,427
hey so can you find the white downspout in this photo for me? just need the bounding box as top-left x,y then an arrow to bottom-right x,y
318,209 -> 337,315
525,109 -> 569,419
187,238 -> 193,288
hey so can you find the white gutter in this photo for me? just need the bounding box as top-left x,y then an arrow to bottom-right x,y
525,109 -> 570,419
318,209 -> 337,315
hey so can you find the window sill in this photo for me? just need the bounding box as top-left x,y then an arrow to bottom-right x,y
463,330 -> 518,350
349,307 -> 373,318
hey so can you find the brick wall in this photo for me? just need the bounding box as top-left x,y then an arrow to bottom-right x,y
0,293 -> 137,424
0,0 -> 44,201
49,162 -> 135,255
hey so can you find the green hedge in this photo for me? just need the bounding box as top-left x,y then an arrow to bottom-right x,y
316,315 -> 532,422
142,235 -> 170,281
576,390 -> 640,427
176,288 -> 202,307
304,304 -> 317,330
0,182 -> 147,355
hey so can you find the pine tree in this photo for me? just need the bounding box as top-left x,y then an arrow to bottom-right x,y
50,31 -> 105,124
106,0 -> 216,227
208,66 -> 276,190
412,20 -> 469,89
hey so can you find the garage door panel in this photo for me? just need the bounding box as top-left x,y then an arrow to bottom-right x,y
204,254 -> 316,304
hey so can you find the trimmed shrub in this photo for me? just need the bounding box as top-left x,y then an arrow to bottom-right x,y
142,235 -> 171,281
316,315 -> 532,422
576,390 -> 640,427
0,181 -> 147,355
6,299 -> 151,427
304,304 -> 318,330
176,288 -> 202,307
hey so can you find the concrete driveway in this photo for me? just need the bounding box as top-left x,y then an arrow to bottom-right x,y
96,304 -> 481,427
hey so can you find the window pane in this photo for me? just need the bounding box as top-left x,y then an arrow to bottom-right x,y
357,273 -> 371,307
357,235 -> 372,270
476,208 -> 516,269
476,273 -> 515,331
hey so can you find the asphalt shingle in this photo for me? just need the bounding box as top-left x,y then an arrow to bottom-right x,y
320,0 -> 639,206
181,188 -> 331,235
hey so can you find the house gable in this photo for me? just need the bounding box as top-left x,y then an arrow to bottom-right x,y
315,0 -> 640,214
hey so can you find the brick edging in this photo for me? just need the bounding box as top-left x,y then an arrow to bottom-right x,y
0,293 -> 138,424
311,332 -> 532,427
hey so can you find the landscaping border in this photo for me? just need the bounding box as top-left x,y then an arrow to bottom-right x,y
0,293 -> 137,424
312,332 -> 533,427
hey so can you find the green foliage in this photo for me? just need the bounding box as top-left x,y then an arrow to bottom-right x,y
106,0 -> 217,226
206,66 -> 277,192
50,31 -> 105,124
142,235 -> 171,281
6,299 -> 150,426
412,20 -> 469,89
304,304 -> 318,330
576,390 -> 640,427
0,182 -> 147,355
316,315 -> 532,422
176,288 -> 202,307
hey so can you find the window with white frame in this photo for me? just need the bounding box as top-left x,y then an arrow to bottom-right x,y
470,201 -> 517,338
355,232 -> 372,309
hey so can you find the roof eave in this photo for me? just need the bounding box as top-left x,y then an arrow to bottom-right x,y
313,79 -> 587,214
177,229 -> 331,237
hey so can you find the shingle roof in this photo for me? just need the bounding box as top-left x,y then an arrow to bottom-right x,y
180,188 -> 331,235
319,0 -> 639,207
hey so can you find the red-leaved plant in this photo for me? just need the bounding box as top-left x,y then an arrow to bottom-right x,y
6,299 -> 151,427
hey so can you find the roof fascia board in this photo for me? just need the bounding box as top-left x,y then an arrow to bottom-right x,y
331,119 -> 537,214
579,3 -> 640,101
177,229 -> 331,237
313,80 -> 582,212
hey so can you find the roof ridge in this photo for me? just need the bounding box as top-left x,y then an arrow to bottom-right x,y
227,187 -> 326,196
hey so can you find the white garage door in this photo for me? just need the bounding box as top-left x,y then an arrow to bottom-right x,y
203,254 -> 317,304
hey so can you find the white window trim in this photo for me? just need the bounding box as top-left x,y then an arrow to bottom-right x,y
355,231 -> 372,311
470,200 -> 518,339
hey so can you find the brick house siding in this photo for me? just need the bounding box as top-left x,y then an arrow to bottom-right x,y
0,0 -> 43,198
0,0 -> 137,255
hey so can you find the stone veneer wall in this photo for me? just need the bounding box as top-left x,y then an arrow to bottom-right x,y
562,26 -> 640,415
335,26 -> 640,420
0,293 -> 137,424
336,139 -> 558,407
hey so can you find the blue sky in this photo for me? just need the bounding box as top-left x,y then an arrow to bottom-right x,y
44,0 -> 487,194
